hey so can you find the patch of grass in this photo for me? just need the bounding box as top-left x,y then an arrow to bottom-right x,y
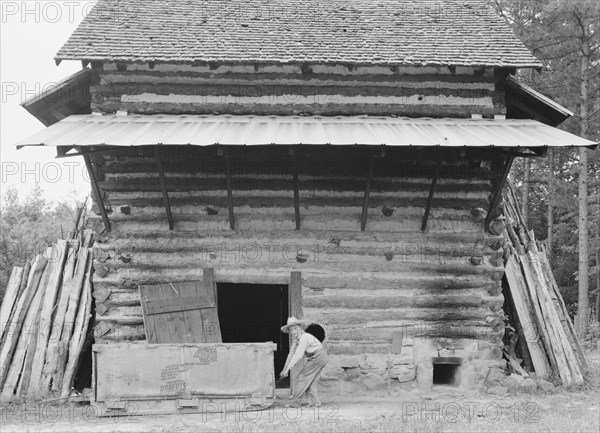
583,343 -> 600,389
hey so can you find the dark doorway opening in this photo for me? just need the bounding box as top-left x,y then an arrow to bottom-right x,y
432,357 -> 461,386
217,283 -> 289,387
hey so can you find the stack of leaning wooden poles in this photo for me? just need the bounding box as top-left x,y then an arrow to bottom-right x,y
0,229 -> 93,401
502,183 -> 588,386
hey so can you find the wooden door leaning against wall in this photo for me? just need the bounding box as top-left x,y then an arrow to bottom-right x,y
138,268 -> 222,343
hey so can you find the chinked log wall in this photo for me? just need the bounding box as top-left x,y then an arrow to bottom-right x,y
89,146 -> 507,381
89,62 -> 507,117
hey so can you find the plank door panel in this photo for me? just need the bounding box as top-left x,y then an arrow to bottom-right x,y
139,274 -> 222,344
141,284 -> 173,343
177,282 -> 206,343
160,284 -> 189,343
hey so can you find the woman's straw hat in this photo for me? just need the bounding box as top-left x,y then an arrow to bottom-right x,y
281,316 -> 308,333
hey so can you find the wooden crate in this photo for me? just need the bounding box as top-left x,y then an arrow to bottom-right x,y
92,342 -> 276,416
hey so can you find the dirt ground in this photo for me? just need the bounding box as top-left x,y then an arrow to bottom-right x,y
2,387 -> 598,433
2,348 -> 599,433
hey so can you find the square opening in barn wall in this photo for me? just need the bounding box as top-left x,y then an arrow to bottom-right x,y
217,283 -> 289,387
432,357 -> 462,386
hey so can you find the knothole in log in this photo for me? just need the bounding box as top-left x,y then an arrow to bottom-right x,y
296,253 -> 308,263
382,205 -> 394,217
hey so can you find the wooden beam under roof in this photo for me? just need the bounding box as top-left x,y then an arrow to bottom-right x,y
292,147 -> 301,230
422,160 -> 440,232
82,153 -> 111,233
360,149 -> 375,232
472,147 -> 546,158
55,145 -> 139,159
293,171 -> 301,230
224,149 -> 235,230
485,155 -> 516,230
154,146 -> 174,230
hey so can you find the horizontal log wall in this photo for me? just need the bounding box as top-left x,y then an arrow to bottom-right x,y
90,62 -> 508,117
90,146 -> 506,380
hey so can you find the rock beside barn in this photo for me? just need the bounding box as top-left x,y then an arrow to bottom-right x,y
502,374 -> 525,393
537,379 -> 556,393
486,385 -> 509,396
517,378 -> 538,394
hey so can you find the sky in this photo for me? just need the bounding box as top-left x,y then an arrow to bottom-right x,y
1,1 -> 97,205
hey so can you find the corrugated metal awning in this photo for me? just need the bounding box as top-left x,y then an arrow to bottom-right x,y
16,114 -> 597,149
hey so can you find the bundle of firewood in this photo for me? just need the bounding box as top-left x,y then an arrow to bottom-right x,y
0,230 -> 93,401
501,184 -> 588,386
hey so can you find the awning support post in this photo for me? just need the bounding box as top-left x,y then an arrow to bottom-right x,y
82,153 -> 111,233
154,146 -> 174,230
293,171 -> 301,230
288,270 -> 303,393
485,155 -> 515,230
291,147 -> 301,230
422,160 -> 440,232
224,149 -> 235,230
361,149 -> 375,232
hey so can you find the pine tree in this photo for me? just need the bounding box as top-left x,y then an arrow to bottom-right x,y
490,0 -> 600,327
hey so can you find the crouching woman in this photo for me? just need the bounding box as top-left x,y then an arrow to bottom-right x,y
280,318 -> 328,407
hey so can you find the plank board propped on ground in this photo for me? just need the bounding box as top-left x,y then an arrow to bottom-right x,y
61,258 -> 94,398
139,269 -> 222,343
527,248 -> 584,385
1,261 -> 48,400
0,228 -> 94,402
504,256 -> 551,378
27,240 -> 69,395
41,242 -> 90,393
0,254 -> 47,391
502,184 -> 587,386
0,267 -> 23,343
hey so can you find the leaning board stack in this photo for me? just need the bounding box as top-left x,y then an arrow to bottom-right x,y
502,184 -> 587,386
0,231 -> 93,401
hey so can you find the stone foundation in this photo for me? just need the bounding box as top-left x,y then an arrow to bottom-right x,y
320,338 -> 506,393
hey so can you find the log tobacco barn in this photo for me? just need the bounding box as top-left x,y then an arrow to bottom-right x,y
17,0 -> 596,411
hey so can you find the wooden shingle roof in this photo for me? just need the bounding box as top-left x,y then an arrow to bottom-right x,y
56,0 -> 542,68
